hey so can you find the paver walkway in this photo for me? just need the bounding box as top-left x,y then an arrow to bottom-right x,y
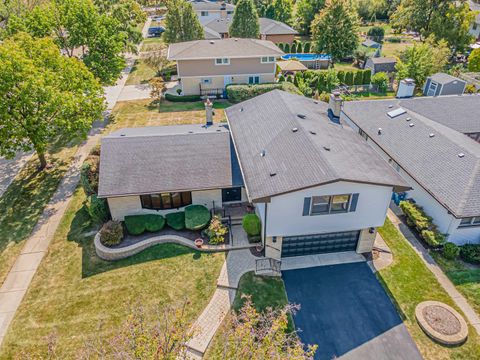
0,18 -> 154,346
185,249 -> 256,359
387,208 -> 480,334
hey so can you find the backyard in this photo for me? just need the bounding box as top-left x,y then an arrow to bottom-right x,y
0,188 -> 225,357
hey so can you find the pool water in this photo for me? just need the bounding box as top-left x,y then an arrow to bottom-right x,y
282,53 -> 331,61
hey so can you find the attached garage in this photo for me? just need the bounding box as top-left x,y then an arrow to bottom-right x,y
281,230 -> 360,257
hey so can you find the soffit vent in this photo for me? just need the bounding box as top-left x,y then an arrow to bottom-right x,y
458,153 -> 465,158
387,108 -> 407,118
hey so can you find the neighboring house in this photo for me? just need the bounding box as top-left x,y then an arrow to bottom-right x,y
191,0 -> 235,22
341,95 -> 480,245
423,73 -> 467,97
202,17 -> 298,44
167,38 -> 284,96
469,0 -> 480,40
364,57 -> 397,75
98,123 -> 246,221
277,60 -> 308,77
362,39 -> 381,49
226,90 -> 409,259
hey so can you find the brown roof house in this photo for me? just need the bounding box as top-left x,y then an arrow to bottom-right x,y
167,38 -> 284,96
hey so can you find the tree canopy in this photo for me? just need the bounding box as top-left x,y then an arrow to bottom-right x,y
164,0 -> 204,43
229,0 -> 260,38
468,48 -> 480,72
270,0 -> 293,25
0,33 -> 105,169
293,0 -> 325,35
311,0 -> 359,62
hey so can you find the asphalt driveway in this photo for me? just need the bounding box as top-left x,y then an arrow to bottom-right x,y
283,262 -> 423,360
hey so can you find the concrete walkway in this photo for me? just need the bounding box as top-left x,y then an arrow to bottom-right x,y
185,249 -> 256,359
0,152 -> 32,198
118,84 -> 152,101
387,208 -> 480,334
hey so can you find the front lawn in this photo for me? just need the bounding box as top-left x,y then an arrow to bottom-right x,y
125,59 -> 157,85
0,188 -> 225,358
141,36 -> 165,52
108,99 -> 230,132
431,252 -> 480,316
378,219 -> 480,359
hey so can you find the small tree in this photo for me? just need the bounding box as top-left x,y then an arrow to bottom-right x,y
353,70 -> 364,85
371,72 -> 389,93
149,76 -> 167,102
87,194 -> 110,224
468,48 -> 480,72
344,70 -> 354,85
325,68 -> 339,92
363,69 -> 372,84
337,70 -> 345,84
367,26 -> 385,42
164,0 -> 204,43
284,42 -> 291,53
229,0 -> 260,38
290,42 -> 297,53
303,41 -> 311,53
316,71 -> 327,91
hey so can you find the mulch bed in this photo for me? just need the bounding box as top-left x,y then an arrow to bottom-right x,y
423,305 -> 461,336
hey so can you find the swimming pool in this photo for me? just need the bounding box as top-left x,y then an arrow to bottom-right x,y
281,53 -> 332,61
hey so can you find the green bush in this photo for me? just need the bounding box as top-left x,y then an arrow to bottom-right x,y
144,214 -> 165,232
353,70 -> 364,85
185,205 -> 211,230
205,215 -> 228,244
386,37 -> 402,43
100,220 -> 124,247
367,26 -> 385,42
363,69 -> 372,84
290,42 -> 297,53
443,242 -> 460,260
87,194 -> 110,224
242,214 -> 261,236
165,93 -> 201,102
337,70 -> 345,84
400,201 -> 432,231
124,215 -> 146,235
303,42 -> 310,53
460,244 -> 480,264
226,82 -> 301,102
80,155 -> 100,196
344,71 -> 354,86
420,230 -> 445,248
371,72 -> 389,93
284,43 -> 291,53
166,211 -> 185,230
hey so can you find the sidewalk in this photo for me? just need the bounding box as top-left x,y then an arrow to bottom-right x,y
387,208 -> 480,334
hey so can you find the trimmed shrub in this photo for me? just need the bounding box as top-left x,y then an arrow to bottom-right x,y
80,155 -> 100,196
290,42 -> 297,53
278,74 -> 285,82
226,82 -> 301,102
100,221 -> 124,247
303,42 -> 311,53
420,230 -> 445,248
284,43 -> 291,53
144,214 -> 165,232
344,71 -> 354,86
185,205 -> 211,230
400,201 -> 431,231
371,72 -> 389,93
278,43 -> 285,52
165,93 -> 201,102
337,70 -> 345,84
316,71 -> 327,91
386,37 -> 402,43
166,211 -> 185,230
367,26 -> 385,42
124,215 -> 146,235
443,242 -> 460,260
242,214 -> 261,236
460,244 -> 480,264
286,75 -> 293,83
363,69 -> 372,84
353,70 -> 364,85
87,194 -> 110,224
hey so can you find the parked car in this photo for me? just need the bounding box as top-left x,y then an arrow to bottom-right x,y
152,15 -> 164,21
148,27 -> 165,37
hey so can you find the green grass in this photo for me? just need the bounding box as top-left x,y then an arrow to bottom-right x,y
0,142 -> 79,287
159,100 -> 232,113
1,188 -> 225,358
358,22 -> 393,36
140,36 -> 165,52
431,252 -> 480,316
125,59 -> 157,85
333,62 -> 359,72
377,219 -> 480,360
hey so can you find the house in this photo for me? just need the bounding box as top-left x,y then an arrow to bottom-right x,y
469,0 -> 480,40
191,0 -> 235,22
364,57 -> 397,75
202,17 -> 298,44
99,90 -> 409,260
225,90 -> 409,259
98,123 -> 246,221
167,38 -> 284,96
341,95 -> 480,245
361,39 -> 381,49
423,73 -> 467,97
277,60 -> 308,77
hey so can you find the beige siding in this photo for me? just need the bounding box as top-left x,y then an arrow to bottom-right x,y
177,58 -> 276,77
356,228 -> 376,253
107,189 -> 222,221
181,74 -> 276,95
266,34 -> 295,44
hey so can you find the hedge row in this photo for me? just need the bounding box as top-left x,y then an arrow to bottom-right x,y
165,93 -> 201,102
184,205 -> 211,230
400,200 -> 445,247
226,82 -> 301,102
124,214 -> 166,235
460,244 -> 480,264
277,41 -> 311,54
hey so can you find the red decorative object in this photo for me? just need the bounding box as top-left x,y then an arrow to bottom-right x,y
195,238 -> 204,248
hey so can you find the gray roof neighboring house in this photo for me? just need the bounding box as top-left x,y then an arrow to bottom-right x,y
225,90 -> 410,202
362,39 -> 381,48
342,96 -> 480,218
98,124 -> 236,198
191,0 -> 235,11
167,38 -> 284,60
201,17 -> 297,39
365,57 -> 397,73
428,72 -> 465,85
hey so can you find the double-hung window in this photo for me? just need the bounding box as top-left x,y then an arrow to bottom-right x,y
215,58 -> 230,65
141,192 -> 192,210
201,11 -> 209,16
261,56 -> 275,63
310,196 -> 330,215
307,194 -> 358,216
249,75 -> 260,84
459,217 -> 480,228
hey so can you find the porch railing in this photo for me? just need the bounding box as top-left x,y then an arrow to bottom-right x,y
255,258 -> 282,276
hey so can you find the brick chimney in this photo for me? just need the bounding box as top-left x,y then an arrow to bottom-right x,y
205,98 -> 214,126
328,91 -> 343,118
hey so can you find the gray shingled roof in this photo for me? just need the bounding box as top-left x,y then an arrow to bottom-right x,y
225,90 -> 410,202
191,1 -> 235,11
98,124 -> 234,198
429,72 -> 465,85
362,39 -> 381,48
342,97 -> 480,218
370,57 -> 397,64
202,17 -> 297,38
167,38 -> 284,60
400,95 -> 480,133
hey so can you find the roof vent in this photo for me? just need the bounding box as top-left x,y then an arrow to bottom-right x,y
458,153 -> 465,158
309,130 -> 317,135
216,129 -> 221,132
313,101 -> 319,104
270,172 -> 277,177
409,123 -> 414,127
260,149 -> 266,157
388,105 -> 393,109
429,133 -> 435,138
297,114 -> 306,119
120,134 -> 126,137
323,146 -> 331,151
240,107 -> 243,112
387,108 -> 406,118
188,131 -> 194,134
209,40 -> 215,44
406,117 -> 411,121
378,128 -> 382,135
292,127 -> 298,132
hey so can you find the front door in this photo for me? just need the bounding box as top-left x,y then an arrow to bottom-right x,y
222,187 -> 242,203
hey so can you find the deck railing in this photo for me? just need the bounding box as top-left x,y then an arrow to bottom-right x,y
255,258 -> 282,276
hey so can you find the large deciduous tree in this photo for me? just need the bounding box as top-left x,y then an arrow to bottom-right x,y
294,0 -> 325,35
0,33 -> 104,169
311,0 -> 359,62
164,0 -> 204,43
229,0 -> 260,38
271,0 -> 293,25
391,0 -> 474,52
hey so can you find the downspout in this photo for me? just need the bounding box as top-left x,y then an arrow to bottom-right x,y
263,202 -> 268,248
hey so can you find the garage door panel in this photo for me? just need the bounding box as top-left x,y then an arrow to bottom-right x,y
282,231 -> 360,257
